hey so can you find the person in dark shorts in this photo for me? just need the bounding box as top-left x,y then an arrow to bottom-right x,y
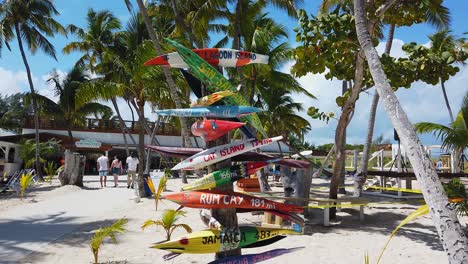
110,156 -> 123,187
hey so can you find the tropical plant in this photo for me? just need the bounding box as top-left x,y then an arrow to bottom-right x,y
134,0 -> 195,187
64,9 -> 136,155
141,209 -> 192,241
415,91 -> 468,172
353,0 -> 468,261
43,161 -> 55,182
20,171 -> 35,199
146,174 -> 168,211
0,0 -> 66,179
443,178 -> 468,217
89,218 -> 128,264
25,66 -> 112,149
0,93 -> 29,133
19,139 -> 60,168
63,8 -> 121,70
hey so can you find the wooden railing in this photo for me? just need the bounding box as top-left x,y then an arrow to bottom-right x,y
24,117 -> 180,136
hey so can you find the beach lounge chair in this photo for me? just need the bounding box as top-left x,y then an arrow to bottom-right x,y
0,169 -> 23,193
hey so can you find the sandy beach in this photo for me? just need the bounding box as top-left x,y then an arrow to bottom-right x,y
1,175 -> 466,264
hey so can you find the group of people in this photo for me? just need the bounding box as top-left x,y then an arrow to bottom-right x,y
96,153 -> 139,188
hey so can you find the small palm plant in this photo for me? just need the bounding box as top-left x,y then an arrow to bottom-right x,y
146,174 -> 168,211
43,162 -> 56,182
20,172 -> 35,200
141,209 -> 192,241
89,218 -> 128,264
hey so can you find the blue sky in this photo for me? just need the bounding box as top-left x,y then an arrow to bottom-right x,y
0,0 -> 467,148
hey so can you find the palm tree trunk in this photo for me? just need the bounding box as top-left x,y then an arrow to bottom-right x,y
110,98 -> 132,157
127,99 -> 135,130
136,0 -> 192,184
354,23 -> 396,197
313,146 -> 334,178
67,127 -> 74,151
137,100 -> 146,198
354,0 -> 468,261
329,52 -> 366,218
440,79 -> 454,122
15,23 -> 43,180
233,0 -> 248,96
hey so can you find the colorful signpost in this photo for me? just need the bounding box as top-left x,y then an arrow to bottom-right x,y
162,190 -> 304,224
144,48 -> 269,68
182,166 -> 243,191
191,119 -> 245,142
172,136 -> 283,171
164,38 -> 267,137
151,226 -> 299,254
155,106 -> 262,118
190,90 -> 236,107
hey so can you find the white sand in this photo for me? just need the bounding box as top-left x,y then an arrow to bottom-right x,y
0,175 -> 466,264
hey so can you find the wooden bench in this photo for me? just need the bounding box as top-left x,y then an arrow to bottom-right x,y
313,197 -> 369,226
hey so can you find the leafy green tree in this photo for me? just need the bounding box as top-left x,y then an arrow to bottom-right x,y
0,0 -> 66,178
0,93 -> 29,133
403,30 -> 467,122
26,66 -> 112,149
356,0 -> 451,196
353,0 -> 468,260
19,139 -> 60,168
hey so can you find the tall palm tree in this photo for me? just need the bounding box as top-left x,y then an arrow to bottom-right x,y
425,30 -> 466,122
259,88 -> 311,138
353,0 -> 468,261
63,9 -> 121,71
63,9 -> 137,154
415,91 -> 468,171
0,0 -> 66,178
26,66 -> 112,149
79,11 -> 180,196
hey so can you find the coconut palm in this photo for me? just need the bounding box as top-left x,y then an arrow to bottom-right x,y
63,9 -> 121,71
415,91 -> 468,171
63,9 -> 137,154
0,0 -> 66,178
79,12 -> 183,196
259,88 -> 310,140
26,66 -> 112,149
424,30 -> 467,122
133,0 -> 197,186
353,0 -> 468,260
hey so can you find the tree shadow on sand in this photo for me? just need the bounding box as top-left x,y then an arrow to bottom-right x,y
0,212 -> 122,263
303,208 -> 446,252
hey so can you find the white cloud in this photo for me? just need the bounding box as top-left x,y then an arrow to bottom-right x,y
283,38 -> 468,146
0,67 -> 30,96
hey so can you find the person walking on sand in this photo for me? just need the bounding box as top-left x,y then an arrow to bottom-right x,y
126,152 -> 139,189
110,156 -> 123,187
97,154 -> 109,188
